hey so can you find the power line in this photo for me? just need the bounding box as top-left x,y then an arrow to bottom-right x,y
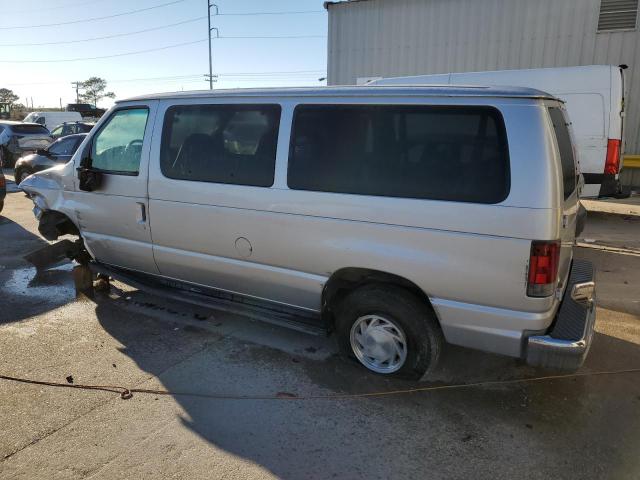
2,0 -> 106,15
0,5 -> 324,30
0,31 -> 326,48
0,0 -> 187,30
0,16 -> 207,47
0,39 -> 208,63
216,10 -> 324,16
3,71 -> 327,87
217,35 -> 326,39
0,34 -> 327,62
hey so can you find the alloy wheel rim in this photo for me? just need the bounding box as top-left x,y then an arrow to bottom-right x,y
350,314 -> 408,373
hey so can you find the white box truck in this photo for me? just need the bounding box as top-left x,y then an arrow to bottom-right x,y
23,111 -> 82,131
368,65 -> 627,198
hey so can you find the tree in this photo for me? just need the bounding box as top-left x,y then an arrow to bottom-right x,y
0,88 -> 20,105
79,77 -> 115,107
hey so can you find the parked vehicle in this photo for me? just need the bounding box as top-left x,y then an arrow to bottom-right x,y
66,103 -> 106,119
368,65 -> 627,199
0,168 -> 5,213
23,111 -> 82,130
50,122 -> 94,139
0,121 -> 53,168
0,102 -> 11,120
14,133 -> 87,185
20,86 -> 596,378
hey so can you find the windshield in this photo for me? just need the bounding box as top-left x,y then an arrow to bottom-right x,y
23,113 -> 37,123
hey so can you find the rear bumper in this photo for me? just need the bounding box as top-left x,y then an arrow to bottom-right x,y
525,260 -> 596,370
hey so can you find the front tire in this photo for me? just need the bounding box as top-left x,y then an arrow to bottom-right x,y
15,168 -> 30,185
335,284 -> 443,379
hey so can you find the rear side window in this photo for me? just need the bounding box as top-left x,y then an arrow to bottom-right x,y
287,105 -> 510,203
160,104 -> 281,187
10,124 -> 50,135
548,107 -> 577,200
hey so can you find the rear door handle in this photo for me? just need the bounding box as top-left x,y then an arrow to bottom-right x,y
136,202 -> 147,224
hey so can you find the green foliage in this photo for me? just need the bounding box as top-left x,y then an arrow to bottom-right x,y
79,77 -> 115,107
0,88 -> 20,105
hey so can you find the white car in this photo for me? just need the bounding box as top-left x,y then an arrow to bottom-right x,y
21,86 -> 596,378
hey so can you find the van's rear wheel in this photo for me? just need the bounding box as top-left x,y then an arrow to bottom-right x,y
335,285 -> 443,379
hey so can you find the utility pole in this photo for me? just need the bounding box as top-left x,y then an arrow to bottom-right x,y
71,81 -> 82,103
207,1 -> 219,90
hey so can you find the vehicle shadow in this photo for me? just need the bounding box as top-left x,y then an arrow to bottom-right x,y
93,291 -> 640,479
0,211 -> 77,325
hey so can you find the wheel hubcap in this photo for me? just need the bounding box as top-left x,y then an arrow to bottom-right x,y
350,314 -> 407,373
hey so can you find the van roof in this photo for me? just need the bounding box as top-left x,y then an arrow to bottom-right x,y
120,85 -> 559,103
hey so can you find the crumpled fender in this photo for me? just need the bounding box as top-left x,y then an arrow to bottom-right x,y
19,161 -> 81,240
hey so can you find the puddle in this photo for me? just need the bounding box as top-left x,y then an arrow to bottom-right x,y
2,263 -> 76,303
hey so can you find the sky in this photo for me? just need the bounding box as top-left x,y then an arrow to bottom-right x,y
0,0 -> 328,109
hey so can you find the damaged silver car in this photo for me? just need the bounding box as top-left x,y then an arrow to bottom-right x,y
20,86 -> 596,378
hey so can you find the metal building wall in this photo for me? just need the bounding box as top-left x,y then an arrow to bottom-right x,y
326,0 -> 640,155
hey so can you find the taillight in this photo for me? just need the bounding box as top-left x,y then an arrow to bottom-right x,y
527,240 -> 560,297
0,175 -> 5,188
604,139 -> 621,175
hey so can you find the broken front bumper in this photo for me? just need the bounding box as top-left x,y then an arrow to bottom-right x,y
526,260 -> 596,370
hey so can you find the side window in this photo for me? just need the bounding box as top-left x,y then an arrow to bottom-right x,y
548,107 -> 577,200
48,137 -> 76,156
288,105 -> 510,204
160,104 -> 281,187
91,107 -> 149,174
35,117 -> 45,125
51,125 -> 63,137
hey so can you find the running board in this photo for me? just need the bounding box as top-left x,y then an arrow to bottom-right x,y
90,263 -> 328,337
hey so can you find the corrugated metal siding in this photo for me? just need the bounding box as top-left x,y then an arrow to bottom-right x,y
327,0 -> 640,155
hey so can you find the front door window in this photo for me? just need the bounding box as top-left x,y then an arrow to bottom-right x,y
91,108 -> 149,174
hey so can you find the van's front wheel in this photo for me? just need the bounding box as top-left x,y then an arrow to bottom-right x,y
335,285 -> 443,379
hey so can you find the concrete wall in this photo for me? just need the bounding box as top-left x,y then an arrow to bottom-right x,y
326,0 -> 640,157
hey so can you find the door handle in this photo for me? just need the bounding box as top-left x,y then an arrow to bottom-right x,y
136,202 -> 147,224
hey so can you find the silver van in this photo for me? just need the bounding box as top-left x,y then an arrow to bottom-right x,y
20,86 -> 596,378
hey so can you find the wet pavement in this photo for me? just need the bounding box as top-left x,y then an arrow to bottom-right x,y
1,173 -> 639,479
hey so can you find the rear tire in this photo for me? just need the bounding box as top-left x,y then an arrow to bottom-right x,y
335,284 -> 443,379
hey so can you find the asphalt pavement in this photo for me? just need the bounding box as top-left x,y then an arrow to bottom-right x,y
1,173 -> 639,479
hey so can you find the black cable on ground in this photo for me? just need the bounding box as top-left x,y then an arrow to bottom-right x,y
2,368 -> 640,401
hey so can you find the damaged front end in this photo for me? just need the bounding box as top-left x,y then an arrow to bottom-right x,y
20,165 -> 91,270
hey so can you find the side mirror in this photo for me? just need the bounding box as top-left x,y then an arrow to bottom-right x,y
36,148 -> 48,156
77,142 -> 102,192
